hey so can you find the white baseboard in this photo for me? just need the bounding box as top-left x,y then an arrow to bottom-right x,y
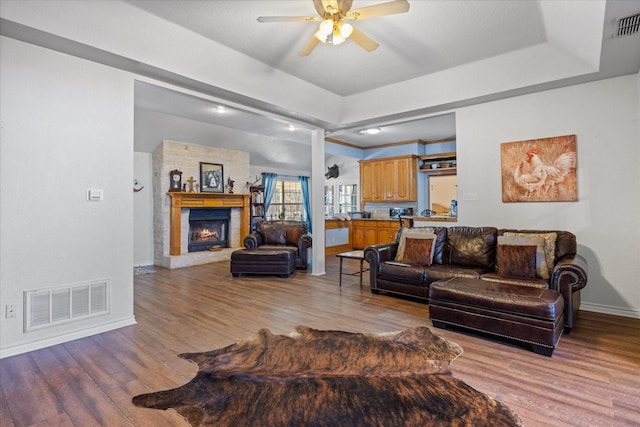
0,317 -> 137,359
580,303 -> 640,319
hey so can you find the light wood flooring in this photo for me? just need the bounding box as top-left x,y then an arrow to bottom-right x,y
1,256 -> 639,426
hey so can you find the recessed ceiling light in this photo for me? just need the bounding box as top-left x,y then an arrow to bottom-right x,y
215,105 -> 226,113
288,124 -> 296,131
359,127 -> 381,135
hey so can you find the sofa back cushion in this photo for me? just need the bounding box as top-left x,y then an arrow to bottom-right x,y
256,221 -> 307,246
444,227 -> 498,268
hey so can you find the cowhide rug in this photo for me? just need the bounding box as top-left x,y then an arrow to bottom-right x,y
132,326 -> 523,426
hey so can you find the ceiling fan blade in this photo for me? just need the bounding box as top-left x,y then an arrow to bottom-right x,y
257,16 -> 320,23
313,0 -> 327,16
349,27 -> 380,52
346,0 -> 409,21
298,36 -> 321,56
337,0 -> 354,13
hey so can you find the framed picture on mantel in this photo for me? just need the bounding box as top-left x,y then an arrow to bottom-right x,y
200,162 -> 224,193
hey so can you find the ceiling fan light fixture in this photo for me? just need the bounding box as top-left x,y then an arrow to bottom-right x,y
338,21 -> 353,39
314,19 -> 334,43
314,19 -> 353,45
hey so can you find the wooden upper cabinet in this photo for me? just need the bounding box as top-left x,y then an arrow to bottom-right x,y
394,156 -> 416,201
372,161 -> 384,201
360,155 -> 417,202
383,159 -> 396,200
360,162 -> 373,202
360,160 -> 384,203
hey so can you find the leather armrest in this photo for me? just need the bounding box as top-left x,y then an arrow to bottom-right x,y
364,242 -> 398,272
550,254 -> 588,294
364,242 -> 398,290
550,253 -> 587,331
298,234 -> 312,250
243,232 -> 264,249
298,234 -> 312,265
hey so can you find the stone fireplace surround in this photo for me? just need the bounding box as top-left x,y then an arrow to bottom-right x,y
153,140 -> 251,269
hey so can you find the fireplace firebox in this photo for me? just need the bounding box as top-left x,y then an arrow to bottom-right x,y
188,208 -> 230,252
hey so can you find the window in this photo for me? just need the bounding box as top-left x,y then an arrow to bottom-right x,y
338,184 -> 358,213
324,185 -> 334,217
324,183 -> 358,217
266,180 -> 305,220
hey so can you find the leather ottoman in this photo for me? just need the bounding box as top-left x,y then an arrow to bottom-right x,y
428,277 -> 564,356
231,248 -> 296,277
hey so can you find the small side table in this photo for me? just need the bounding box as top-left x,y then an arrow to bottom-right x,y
336,250 -> 369,287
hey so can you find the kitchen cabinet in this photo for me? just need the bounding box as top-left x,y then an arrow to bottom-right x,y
360,161 -> 384,203
351,219 -> 408,249
377,220 -> 399,243
352,220 -> 378,249
359,155 -> 417,202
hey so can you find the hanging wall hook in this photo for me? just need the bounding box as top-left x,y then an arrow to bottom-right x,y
133,179 -> 144,192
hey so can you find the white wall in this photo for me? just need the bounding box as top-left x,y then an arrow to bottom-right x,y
0,37 -> 136,357
455,74 -> 640,318
134,152 -> 154,266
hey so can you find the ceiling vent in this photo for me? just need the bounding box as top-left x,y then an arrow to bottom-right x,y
617,13 -> 640,37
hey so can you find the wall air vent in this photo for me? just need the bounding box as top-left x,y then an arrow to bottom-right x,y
24,279 -> 110,332
617,13 -> 640,37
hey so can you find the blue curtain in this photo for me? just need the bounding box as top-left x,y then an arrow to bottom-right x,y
299,176 -> 312,233
262,173 -> 278,218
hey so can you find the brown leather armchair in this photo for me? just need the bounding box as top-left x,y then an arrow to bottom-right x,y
243,220 -> 312,269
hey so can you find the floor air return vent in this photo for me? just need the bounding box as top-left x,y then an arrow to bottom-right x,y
24,279 -> 109,332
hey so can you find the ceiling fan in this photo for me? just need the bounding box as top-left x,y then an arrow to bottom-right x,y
257,0 -> 410,56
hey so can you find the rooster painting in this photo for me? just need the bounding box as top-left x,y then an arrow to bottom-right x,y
502,135 -> 577,202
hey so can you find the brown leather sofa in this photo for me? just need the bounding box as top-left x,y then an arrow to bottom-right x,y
364,226 -> 588,332
243,220 -> 312,270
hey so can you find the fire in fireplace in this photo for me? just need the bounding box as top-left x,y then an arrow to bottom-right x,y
188,208 -> 230,252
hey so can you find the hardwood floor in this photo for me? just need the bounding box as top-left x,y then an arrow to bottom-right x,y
1,256 -> 639,426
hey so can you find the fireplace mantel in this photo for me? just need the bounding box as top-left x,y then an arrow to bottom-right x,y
167,192 -> 251,256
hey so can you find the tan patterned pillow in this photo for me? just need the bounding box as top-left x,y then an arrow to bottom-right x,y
395,228 -> 434,261
502,232 -> 557,280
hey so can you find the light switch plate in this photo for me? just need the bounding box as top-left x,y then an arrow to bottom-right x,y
87,189 -> 104,201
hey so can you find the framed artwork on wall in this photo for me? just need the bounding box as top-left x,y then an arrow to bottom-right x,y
200,162 -> 224,193
501,134 -> 577,202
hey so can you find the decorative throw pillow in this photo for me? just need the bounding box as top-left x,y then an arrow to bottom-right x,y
395,227 -> 434,261
402,237 -> 435,265
498,235 -> 548,280
496,244 -> 537,278
503,232 -> 557,280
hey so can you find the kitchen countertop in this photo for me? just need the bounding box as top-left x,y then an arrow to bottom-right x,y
326,216 -> 456,221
